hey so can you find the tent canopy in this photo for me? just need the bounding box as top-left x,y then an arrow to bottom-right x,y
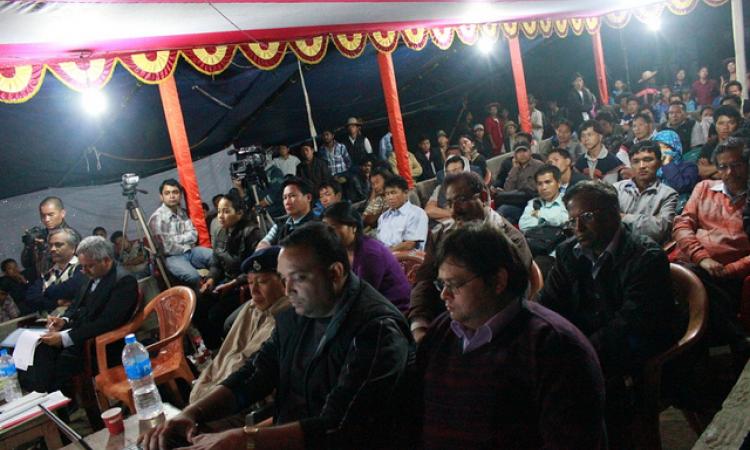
0,0 -> 660,66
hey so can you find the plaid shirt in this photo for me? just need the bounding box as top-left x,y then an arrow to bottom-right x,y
148,204 -> 197,256
323,141 -> 351,175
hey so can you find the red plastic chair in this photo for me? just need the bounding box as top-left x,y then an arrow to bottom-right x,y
94,286 -> 196,413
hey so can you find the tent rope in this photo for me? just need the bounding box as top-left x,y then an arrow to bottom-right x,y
297,60 -> 318,152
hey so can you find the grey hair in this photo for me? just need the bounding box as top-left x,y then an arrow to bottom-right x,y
48,228 -> 81,249
76,236 -> 115,261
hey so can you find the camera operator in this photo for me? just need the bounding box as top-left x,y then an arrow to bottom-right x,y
148,179 -> 213,291
230,144 -> 285,219
21,197 -> 81,281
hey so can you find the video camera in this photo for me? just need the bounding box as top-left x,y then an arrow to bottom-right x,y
228,145 -> 269,190
22,226 -> 46,249
121,173 -> 140,197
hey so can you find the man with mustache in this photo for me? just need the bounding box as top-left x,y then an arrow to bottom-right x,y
139,222 -> 415,450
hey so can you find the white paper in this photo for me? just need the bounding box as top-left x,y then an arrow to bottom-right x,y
11,329 -> 47,371
0,391 -> 70,429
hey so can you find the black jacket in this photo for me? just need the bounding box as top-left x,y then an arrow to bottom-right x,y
209,216 -> 261,282
297,157 -> 332,194
537,225 -> 678,377
566,87 -> 596,131
222,274 -> 416,449
63,263 -> 138,347
411,149 -> 444,182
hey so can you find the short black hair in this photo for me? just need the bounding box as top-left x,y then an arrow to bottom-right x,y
221,190 -> 246,212
700,105 -> 714,117
384,175 -> 409,192
547,148 -> 572,160
579,119 -> 604,136
714,105 -> 742,124
322,201 -> 363,232
109,231 -> 124,243
668,100 -> 686,110
435,223 -> 529,299
633,112 -> 654,125
39,196 -> 63,211
711,137 -> 750,165
280,222 -> 350,273
516,132 -> 533,143
725,80 -> 743,94
444,155 -> 465,169
418,135 -> 430,143
319,179 -> 342,195
629,140 -> 662,160
563,180 -> 620,215
1,259 -> 17,272
159,178 -> 182,194
281,176 -> 313,197
721,94 -> 742,109
211,194 -> 224,204
370,167 -> 393,181
555,119 -> 574,131
534,164 -> 561,182
444,171 -> 484,195
627,96 -> 640,105
595,112 -> 616,125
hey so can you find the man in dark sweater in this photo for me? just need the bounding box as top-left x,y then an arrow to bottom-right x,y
140,222 -> 416,449
538,180 -> 678,447
416,224 -> 606,449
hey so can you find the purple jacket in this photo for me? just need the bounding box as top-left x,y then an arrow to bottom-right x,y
352,236 -> 411,312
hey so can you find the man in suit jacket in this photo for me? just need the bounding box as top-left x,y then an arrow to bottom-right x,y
19,236 -> 138,395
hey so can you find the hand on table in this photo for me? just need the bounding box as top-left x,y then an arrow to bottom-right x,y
174,429 -> 247,450
138,414 -> 197,450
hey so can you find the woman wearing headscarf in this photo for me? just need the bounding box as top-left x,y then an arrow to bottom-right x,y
653,129 -> 699,212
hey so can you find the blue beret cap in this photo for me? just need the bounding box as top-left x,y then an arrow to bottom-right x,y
240,246 -> 281,274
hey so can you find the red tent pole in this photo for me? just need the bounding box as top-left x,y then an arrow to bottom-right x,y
158,75 -> 210,247
376,52 -> 413,188
508,37 -> 531,134
592,30 -> 610,105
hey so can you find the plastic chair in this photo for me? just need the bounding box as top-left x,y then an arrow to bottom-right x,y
94,286 -> 197,414
70,288 -> 144,430
635,263 -> 708,449
528,261 -> 544,299
392,250 -> 425,285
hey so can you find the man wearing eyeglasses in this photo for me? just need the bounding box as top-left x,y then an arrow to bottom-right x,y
409,171 -> 532,343
673,137 -> 750,361
613,141 -> 679,245
416,224 -> 606,449
537,180 -> 676,447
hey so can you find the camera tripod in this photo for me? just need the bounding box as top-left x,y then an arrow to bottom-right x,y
122,192 -> 171,288
249,184 -> 275,236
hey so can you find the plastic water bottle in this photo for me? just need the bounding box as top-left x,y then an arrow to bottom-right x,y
0,348 -> 22,402
122,334 -> 163,420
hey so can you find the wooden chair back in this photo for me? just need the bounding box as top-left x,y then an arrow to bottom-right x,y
393,250 -> 425,285
528,261 -> 544,299
637,263 -> 708,449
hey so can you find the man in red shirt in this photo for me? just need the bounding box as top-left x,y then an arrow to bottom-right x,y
673,137 -> 749,359
483,102 -> 504,156
691,66 -> 719,107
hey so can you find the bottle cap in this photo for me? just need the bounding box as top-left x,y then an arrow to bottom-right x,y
0,348 -> 7,356
124,333 -> 136,344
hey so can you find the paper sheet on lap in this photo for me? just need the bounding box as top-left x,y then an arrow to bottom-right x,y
8,328 -> 47,371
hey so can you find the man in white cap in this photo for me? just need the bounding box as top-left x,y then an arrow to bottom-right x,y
343,117 -> 372,166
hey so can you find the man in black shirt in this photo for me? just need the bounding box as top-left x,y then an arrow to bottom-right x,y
140,222 -> 415,450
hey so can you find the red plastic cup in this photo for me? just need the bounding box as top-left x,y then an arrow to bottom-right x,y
101,407 -> 124,435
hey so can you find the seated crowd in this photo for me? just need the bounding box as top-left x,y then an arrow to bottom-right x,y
1,65 -> 749,450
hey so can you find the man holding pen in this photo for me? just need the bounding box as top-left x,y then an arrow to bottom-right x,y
18,236 -> 138,396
